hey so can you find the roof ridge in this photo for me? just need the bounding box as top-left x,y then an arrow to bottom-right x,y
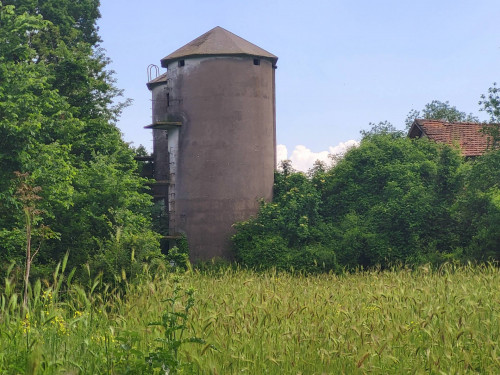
417,119 -> 484,126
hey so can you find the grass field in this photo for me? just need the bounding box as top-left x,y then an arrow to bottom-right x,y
1,263 -> 500,374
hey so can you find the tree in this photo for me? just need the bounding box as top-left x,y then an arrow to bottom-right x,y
2,0 -> 101,42
360,121 -> 404,138
480,83 -> 500,122
0,3 -> 75,266
405,100 -> 479,130
234,135 -> 467,270
479,83 -> 500,149
319,134 -> 464,267
0,2 -> 161,280
453,149 -> 500,261
13,172 -> 58,309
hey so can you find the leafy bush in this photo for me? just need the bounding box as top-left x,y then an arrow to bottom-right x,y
233,163 -> 340,273
90,227 -> 164,285
233,135 -> 476,271
233,232 -> 291,270
454,149 -> 500,260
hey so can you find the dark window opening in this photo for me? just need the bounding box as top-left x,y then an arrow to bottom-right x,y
253,59 -> 260,66
166,93 -> 170,107
178,60 -> 185,67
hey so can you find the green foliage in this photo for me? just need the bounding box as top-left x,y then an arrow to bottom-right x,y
360,120 -> 404,138
233,232 -> 291,270
0,2 -> 163,279
479,82 -> 500,149
90,227 -> 163,286
233,161 -> 339,272
2,0 -> 101,47
235,89 -> 500,271
234,135 -> 473,270
166,236 -> 190,271
453,149 -> 500,260
479,82 -> 500,122
405,100 -> 479,129
146,278 -> 205,374
321,135 -> 464,268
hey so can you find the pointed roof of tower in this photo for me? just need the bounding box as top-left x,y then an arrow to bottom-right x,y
160,26 -> 278,67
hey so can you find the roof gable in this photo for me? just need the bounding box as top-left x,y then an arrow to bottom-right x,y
408,119 -> 490,157
160,26 -> 278,67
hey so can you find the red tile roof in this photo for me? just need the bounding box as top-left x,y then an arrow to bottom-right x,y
408,119 -> 491,157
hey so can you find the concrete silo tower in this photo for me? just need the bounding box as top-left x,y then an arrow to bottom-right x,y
146,26 -> 277,261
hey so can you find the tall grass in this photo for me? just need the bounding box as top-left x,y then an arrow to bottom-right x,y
1,262 -> 499,374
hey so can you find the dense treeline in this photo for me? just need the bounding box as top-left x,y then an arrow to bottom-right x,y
0,1 -> 162,281
2,1 -> 499,280
234,119 -> 500,272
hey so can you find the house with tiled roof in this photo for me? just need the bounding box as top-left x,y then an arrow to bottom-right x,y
408,119 -> 491,157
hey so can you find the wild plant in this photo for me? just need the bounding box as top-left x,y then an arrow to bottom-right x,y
13,171 -> 58,311
146,276 -> 206,374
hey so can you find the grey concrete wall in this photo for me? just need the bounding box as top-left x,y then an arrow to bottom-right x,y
157,56 -> 276,260
150,84 -> 170,205
151,84 -> 170,182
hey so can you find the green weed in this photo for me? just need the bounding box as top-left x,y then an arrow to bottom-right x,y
146,276 -> 206,374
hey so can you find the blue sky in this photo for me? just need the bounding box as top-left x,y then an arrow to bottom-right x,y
98,0 -> 499,170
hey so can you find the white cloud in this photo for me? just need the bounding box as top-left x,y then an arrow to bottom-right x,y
277,140 -> 359,172
276,144 -> 288,166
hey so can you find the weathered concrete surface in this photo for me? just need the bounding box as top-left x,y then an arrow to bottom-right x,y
167,56 -> 276,260
149,83 -> 170,201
